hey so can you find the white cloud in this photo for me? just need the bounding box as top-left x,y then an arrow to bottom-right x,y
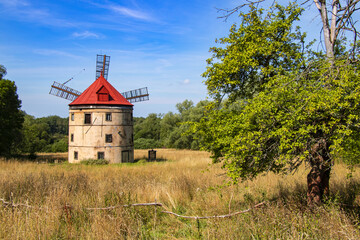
33,49 -> 83,59
108,5 -> 154,21
0,0 -> 29,7
183,79 -> 190,84
72,31 -> 102,39
0,0 -> 76,27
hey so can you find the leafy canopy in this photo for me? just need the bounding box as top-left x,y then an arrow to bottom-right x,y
203,2 -> 306,102
197,58 -> 360,182
0,66 -> 24,156
193,2 -> 360,183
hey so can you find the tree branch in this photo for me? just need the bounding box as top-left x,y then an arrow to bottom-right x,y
0,197 -> 267,220
216,0 -> 266,21
85,202 -> 163,210
0,198 -> 34,208
161,202 -> 266,219
331,0 -> 339,43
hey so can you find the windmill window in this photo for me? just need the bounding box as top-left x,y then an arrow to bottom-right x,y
105,134 -> 112,143
84,113 -> 91,124
106,113 -> 112,121
71,134 -> 74,142
74,151 -> 78,160
71,113 -> 74,121
98,152 -> 105,160
97,86 -> 110,101
98,93 -> 109,101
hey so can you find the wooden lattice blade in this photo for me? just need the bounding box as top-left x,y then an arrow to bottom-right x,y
49,81 -> 82,101
96,54 -> 110,80
122,87 -> 149,103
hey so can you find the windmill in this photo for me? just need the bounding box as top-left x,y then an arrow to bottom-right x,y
49,54 -> 150,103
49,54 -> 150,164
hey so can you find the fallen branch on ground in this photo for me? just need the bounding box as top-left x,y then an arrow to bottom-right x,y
161,201 -> 266,219
0,198 -> 34,208
85,202 -> 163,210
0,197 -> 266,219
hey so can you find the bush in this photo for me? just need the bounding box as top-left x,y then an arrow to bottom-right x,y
50,139 -> 68,152
80,159 -> 109,165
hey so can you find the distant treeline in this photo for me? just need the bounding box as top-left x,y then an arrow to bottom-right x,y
20,114 -> 69,155
134,100 -> 207,150
19,99 -> 207,154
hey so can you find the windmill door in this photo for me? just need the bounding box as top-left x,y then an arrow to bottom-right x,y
122,150 -> 130,163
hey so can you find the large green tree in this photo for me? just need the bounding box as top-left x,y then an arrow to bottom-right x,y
195,1 -> 360,205
0,65 -> 24,156
197,58 -> 360,204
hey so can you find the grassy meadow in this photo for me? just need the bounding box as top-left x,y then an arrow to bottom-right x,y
1,149 -> 360,239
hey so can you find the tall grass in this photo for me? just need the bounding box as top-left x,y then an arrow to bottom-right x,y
1,149 -> 360,239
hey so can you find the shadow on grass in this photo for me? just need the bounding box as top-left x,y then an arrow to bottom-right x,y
270,178 -> 360,219
330,179 -> 360,219
133,158 -> 168,163
6,153 -> 67,163
5,155 -> 169,165
275,181 -> 308,208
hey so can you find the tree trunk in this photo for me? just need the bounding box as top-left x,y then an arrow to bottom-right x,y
307,164 -> 330,205
307,139 -> 331,205
313,0 -> 336,63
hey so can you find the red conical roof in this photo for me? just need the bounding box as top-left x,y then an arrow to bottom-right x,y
69,76 -> 133,106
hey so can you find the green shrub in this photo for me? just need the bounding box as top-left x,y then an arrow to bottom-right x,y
50,139 -> 68,152
80,159 -> 109,165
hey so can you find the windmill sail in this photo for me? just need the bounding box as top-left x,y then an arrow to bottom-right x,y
49,54 -> 149,103
121,87 -> 149,103
96,54 -> 110,80
49,81 -> 81,101
50,81 -> 149,103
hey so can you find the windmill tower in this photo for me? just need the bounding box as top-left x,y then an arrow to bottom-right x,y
49,55 -> 149,163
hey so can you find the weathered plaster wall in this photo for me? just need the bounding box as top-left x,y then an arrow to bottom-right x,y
68,106 -> 134,163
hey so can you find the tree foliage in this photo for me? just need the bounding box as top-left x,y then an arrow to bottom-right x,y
0,66 -> 24,157
20,114 -> 68,155
203,2 -> 306,102
0,65 -> 6,79
218,0 -> 360,62
134,100 -> 208,149
194,1 -> 360,204
197,58 -> 360,178
134,113 -> 162,149
160,100 -> 208,149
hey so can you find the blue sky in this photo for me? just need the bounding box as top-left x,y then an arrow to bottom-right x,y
0,0 -> 325,118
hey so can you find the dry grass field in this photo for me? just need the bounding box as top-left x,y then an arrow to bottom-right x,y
1,149 -> 360,239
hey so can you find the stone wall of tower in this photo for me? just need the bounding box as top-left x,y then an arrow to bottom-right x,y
68,105 -> 134,163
